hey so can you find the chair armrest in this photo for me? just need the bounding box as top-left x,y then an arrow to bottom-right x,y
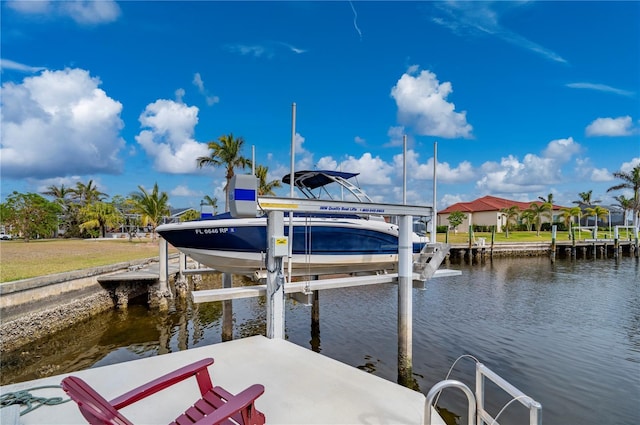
193,384 -> 265,425
110,358 -> 214,409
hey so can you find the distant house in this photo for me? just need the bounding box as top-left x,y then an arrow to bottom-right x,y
164,207 -> 198,224
438,195 -> 565,232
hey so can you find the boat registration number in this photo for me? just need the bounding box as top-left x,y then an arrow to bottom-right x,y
195,227 -> 232,235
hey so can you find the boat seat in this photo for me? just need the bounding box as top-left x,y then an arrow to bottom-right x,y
61,357 -> 265,425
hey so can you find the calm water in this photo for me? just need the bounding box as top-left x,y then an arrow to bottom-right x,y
2,256 -> 639,425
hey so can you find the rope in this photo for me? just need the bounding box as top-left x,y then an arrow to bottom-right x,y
0,385 -> 70,416
490,395 -> 531,425
433,354 -> 480,406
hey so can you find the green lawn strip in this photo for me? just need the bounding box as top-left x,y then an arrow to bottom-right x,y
0,239 -> 176,283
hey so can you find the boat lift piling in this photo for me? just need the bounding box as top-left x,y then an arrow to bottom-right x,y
222,273 -> 234,341
397,215 -> 413,386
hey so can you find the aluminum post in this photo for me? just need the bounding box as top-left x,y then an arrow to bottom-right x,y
159,236 -> 169,294
266,211 -> 286,339
397,215 -> 413,386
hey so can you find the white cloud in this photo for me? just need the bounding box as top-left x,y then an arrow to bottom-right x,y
591,168 -> 613,182
225,44 -> 272,58
192,73 -> 219,106
385,126 -> 406,147
1,68 -> 125,179
175,88 -> 185,103
276,42 -> 307,54
620,157 -> 640,173
292,133 -> 317,170
134,99 -> 209,174
475,138 -> 584,193
8,0 -> 120,24
294,133 -> 307,154
542,137 -> 582,162
439,193 -> 465,210
171,185 -> 202,197
585,116 -> 636,137
6,0 -> 50,14
391,68 -> 473,139
392,150 -> 475,183
431,2 -> 567,64
60,0 -> 120,24
0,59 -> 46,73
566,83 -> 634,97
338,153 -> 393,186
225,41 -> 307,58
314,157 -> 338,171
354,136 -> 366,146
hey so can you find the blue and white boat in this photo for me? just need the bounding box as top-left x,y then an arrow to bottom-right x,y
156,170 -> 429,277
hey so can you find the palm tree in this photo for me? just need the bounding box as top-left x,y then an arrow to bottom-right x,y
72,180 -> 108,206
201,195 -> 219,216
573,190 -> 601,226
612,195 -> 633,227
42,184 -> 75,236
520,209 -> 535,232
525,202 -> 551,236
499,205 -> 520,238
538,193 -> 554,205
43,184 -> 73,203
129,183 -> 170,240
559,206 -> 581,229
607,164 -> 640,228
79,202 -> 123,238
585,205 -> 609,235
196,133 -> 252,212
573,190 -> 601,208
255,165 -> 282,196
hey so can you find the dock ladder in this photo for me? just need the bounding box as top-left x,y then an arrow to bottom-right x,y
424,361 -> 542,425
413,243 -> 450,280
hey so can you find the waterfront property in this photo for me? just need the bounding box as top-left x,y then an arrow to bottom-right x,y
437,195 -> 565,232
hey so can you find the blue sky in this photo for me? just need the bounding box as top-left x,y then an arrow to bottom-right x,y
1,1 -> 639,212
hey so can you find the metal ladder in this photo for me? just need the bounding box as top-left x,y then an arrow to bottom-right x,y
413,243 -> 450,280
424,362 -> 542,425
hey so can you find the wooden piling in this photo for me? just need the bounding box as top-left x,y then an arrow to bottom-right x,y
550,225 -> 557,263
222,273 -> 233,342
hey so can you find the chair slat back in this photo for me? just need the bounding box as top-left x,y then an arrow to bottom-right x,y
61,376 -> 133,425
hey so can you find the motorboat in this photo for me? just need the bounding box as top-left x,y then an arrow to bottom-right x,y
156,170 -> 430,277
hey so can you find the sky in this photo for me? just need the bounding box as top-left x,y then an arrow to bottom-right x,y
1,1 -> 639,213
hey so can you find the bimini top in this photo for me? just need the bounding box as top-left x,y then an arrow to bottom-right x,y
282,170 -> 359,190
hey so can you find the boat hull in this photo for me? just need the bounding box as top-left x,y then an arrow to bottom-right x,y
156,216 -> 427,277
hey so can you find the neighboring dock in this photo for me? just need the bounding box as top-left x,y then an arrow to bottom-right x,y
448,239 -> 638,262
0,336 -> 441,425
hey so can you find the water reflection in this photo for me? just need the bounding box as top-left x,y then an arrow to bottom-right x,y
1,257 -> 639,425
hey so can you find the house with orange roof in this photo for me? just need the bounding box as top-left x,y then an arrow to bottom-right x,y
437,195 -> 565,232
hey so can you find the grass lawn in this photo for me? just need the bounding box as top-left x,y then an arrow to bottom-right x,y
0,238 -> 177,283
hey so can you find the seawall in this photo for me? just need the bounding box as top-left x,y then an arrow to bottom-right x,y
0,257 -> 166,353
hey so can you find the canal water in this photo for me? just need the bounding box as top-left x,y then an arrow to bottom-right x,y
1,256 -> 638,425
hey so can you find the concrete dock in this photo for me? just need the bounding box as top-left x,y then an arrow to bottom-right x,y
0,336 -> 444,425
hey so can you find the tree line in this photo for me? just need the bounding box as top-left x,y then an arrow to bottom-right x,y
0,133 -> 279,241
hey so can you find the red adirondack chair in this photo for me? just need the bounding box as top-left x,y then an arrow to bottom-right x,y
61,358 -> 266,425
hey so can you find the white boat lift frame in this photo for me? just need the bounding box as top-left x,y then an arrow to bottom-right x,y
183,193 -> 460,388
255,195 -> 443,340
